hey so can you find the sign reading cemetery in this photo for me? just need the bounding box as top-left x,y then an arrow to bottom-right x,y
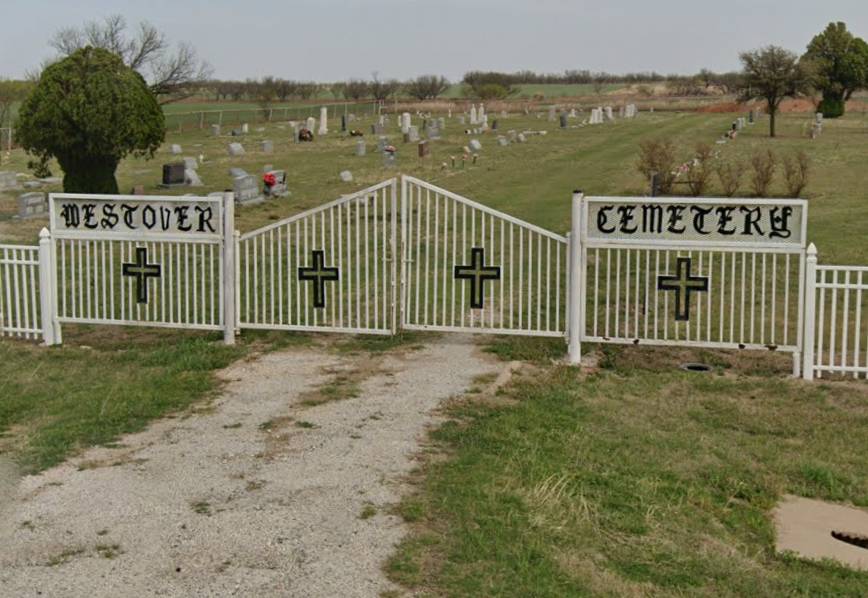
49,194 -> 223,240
583,197 -> 807,248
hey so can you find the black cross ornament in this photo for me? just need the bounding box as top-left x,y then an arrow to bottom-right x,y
657,257 -> 709,321
122,247 -> 162,304
454,247 -> 501,309
298,250 -> 339,309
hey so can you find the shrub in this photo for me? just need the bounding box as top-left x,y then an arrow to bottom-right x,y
817,97 -> 845,119
716,160 -> 744,197
637,138 -> 677,195
783,151 -> 811,197
686,142 -> 715,196
750,149 -> 777,197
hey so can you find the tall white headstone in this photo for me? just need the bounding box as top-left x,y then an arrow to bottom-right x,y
402,112 -> 412,134
469,105 -> 478,125
478,104 -> 485,124
306,116 -> 316,133
318,107 -> 328,135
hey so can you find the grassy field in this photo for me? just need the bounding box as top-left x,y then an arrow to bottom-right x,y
1,107 -> 867,593
388,345 -> 868,595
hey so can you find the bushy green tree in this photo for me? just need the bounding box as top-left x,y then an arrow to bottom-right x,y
802,22 -> 868,118
739,46 -> 813,137
16,47 -> 164,194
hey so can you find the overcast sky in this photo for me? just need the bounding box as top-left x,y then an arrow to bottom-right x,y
2,1 -> 867,81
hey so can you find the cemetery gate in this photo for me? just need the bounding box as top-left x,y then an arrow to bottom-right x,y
47,192 -> 234,344
8,178 -> 867,383
569,193 -> 809,376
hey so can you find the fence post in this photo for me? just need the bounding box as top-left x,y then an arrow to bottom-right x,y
38,228 -> 57,346
234,230 -> 241,334
223,192 -> 236,345
802,243 -> 817,380
568,190 -> 583,365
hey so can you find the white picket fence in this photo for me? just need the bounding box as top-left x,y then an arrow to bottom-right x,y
0,180 -> 866,385
0,233 -> 54,342
803,248 -> 868,380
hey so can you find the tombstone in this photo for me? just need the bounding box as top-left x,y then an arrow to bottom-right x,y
233,174 -> 263,205
427,122 -> 441,140
318,107 -> 328,135
211,124 -> 221,136
355,139 -> 366,156
517,133 -> 527,143
605,106 -> 614,121
17,192 -> 47,219
401,112 -> 412,134
407,126 -> 420,142
170,144 -> 182,155
438,117 -> 445,129
559,113 -> 568,129
383,152 -> 396,168
261,140 -> 274,154
241,123 -> 249,134
377,136 -> 389,152
264,169 -> 289,197
183,156 -> 198,171
497,136 -> 509,147
458,115 -> 466,125
469,139 -> 482,152
569,108 -> 577,118
748,110 -> 755,124
228,142 -> 246,156
229,167 -> 248,178
469,105 -> 478,125
184,169 -> 204,187
306,116 -> 316,133
548,106 -> 557,121
491,119 -> 498,131
162,162 -> 186,186
418,140 -> 430,158
341,114 -> 347,132
373,122 -> 385,135
478,104 -> 485,124
619,106 -> 625,118
0,171 -> 19,191
262,164 -> 273,173
816,112 -> 823,124
339,168 -> 353,181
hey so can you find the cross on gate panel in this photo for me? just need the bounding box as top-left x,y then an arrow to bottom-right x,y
454,247 -> 500,309
298,250 -> 340,309
656,257 -> 708,321
122,247 -> 162,304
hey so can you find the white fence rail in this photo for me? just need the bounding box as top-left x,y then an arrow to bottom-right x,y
401,177 -> 568,337
237,180 -> 398,335
803,248 -> 868,380
0,244 -> 42,339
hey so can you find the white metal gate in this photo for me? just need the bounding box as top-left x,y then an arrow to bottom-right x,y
401,177 -> 568,337
237,179 -> 398,335
49,193 -> 230,340
0,244 -> 43,340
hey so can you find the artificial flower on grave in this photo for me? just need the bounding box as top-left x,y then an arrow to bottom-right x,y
263,172 -> 277,187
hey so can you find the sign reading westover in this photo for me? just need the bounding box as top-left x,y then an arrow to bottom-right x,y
50,194 -> 223,240
584,197 -> 806,247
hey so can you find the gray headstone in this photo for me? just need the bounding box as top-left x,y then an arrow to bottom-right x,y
261,140 -> 274,154
183,156 -> 198,171
211,124 -> 221,136
17,192 -> 47,219
0,171 -> 19,191
184,169 -> 204,187
229,167 -> 248,178
264,169 -> 289,197
377,136 -> 388,152
339,170 -> 354,182
497,136 -> 509,147
233,174 -> 263,205
228,142 -> 246,156
468,139 -> 482,152
355,139 -> 366,156
171,144 -> 182,155
407,126 -> 420,142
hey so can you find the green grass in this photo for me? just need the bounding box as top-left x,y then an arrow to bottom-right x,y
0,327 -> 245,472
388,352 -> 868,595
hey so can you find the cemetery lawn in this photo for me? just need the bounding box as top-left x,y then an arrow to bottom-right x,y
388,344 -> 868,595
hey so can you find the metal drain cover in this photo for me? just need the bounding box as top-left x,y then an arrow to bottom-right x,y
679,362 -> 712,373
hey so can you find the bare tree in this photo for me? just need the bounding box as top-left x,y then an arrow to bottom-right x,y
404,75 -> 450,100
49,15 -> 212,104
369,73 -> 400,102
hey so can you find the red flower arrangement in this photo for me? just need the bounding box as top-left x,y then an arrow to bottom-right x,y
263,172 -> 276,187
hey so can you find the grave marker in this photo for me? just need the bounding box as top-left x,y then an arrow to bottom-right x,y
17,192 -> 48,219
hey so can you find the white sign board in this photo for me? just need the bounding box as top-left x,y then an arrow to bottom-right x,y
583,197 -> 806,248
49,194 -> 223,241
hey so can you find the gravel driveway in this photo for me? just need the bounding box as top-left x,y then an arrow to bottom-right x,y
0,336 -> 498,597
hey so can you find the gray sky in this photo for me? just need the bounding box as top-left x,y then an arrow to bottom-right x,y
2,1 -> 867,81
